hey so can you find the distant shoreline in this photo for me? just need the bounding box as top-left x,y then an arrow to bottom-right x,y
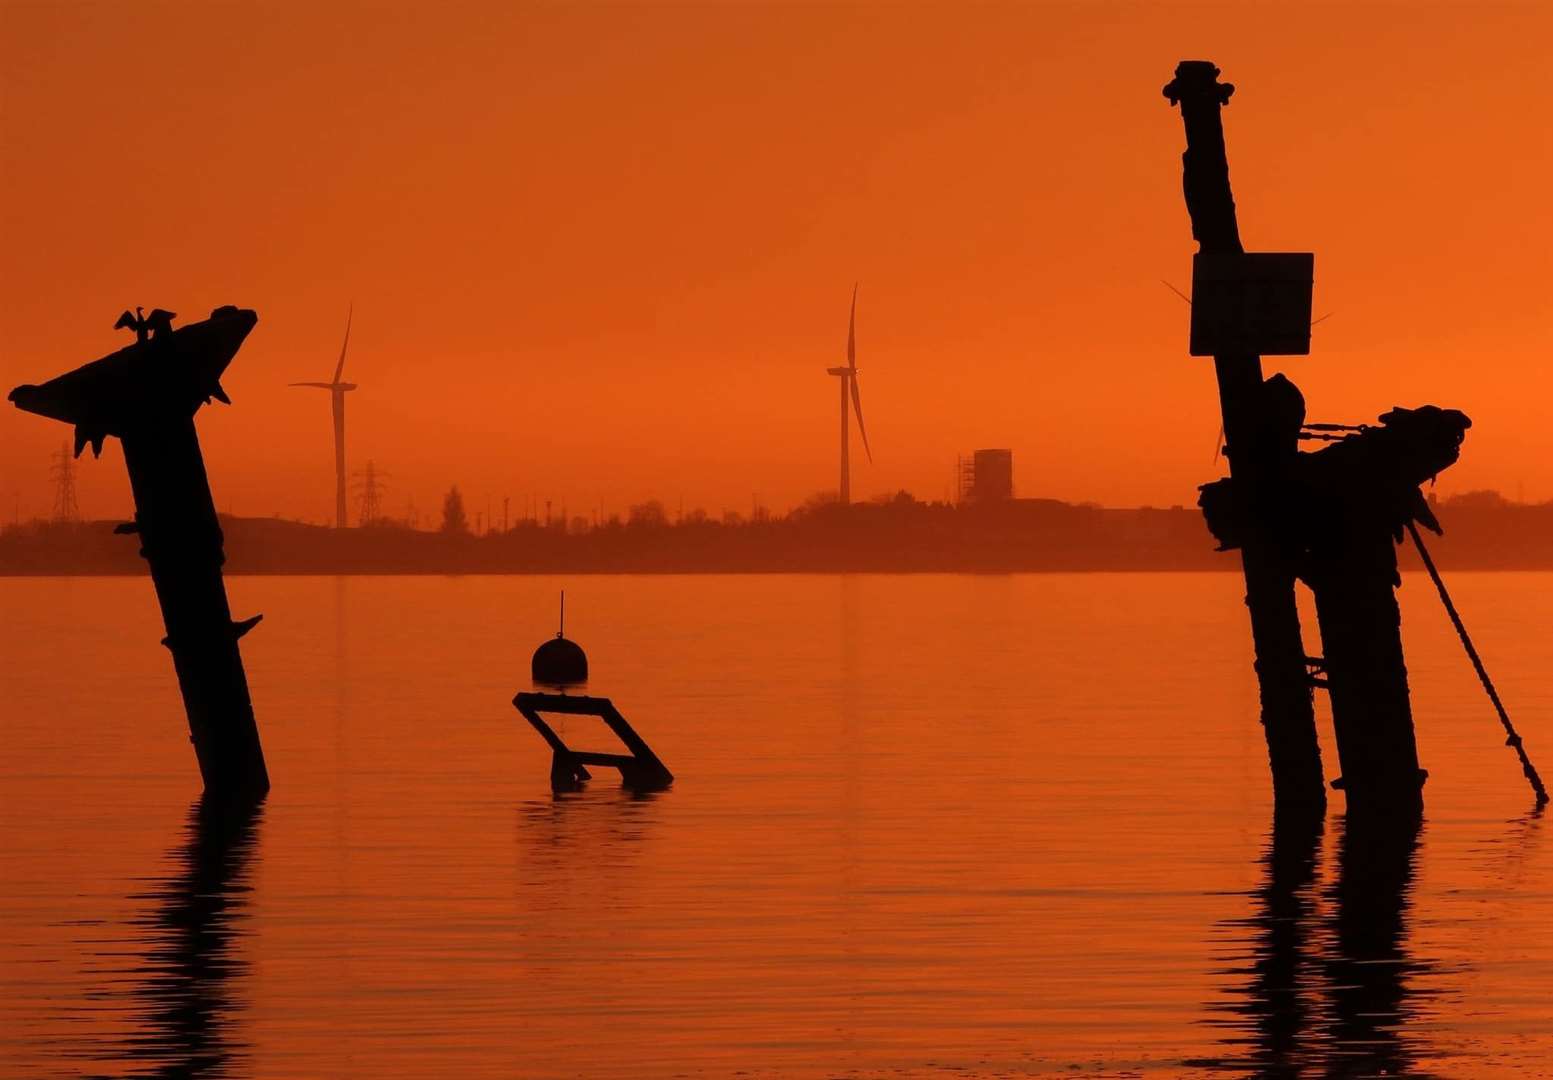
0,566 -> 1251,578
3,491 -> 1547,576
9,566 -> 1551,579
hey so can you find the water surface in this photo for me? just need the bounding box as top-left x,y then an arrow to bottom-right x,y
4,572 -> 1552,1076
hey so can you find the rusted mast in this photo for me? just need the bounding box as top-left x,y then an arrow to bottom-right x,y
1298,408 -> 1468,814
9,306 -> 270,801
1164,62 -> 1325,810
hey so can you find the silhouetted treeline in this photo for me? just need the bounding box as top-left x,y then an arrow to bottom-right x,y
3,490 -> 1549,575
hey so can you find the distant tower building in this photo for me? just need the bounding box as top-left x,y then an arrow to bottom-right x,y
50,441 -> 80,522
959,449 -> 1014,503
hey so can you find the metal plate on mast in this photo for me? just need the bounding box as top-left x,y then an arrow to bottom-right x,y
1190,252 -> 1314,356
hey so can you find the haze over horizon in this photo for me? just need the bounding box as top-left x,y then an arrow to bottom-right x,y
4,2 -> 1551,525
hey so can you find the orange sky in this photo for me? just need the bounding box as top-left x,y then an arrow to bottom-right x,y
3,2 -> 1551,525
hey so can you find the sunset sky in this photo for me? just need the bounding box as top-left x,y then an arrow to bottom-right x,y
3,1 -> 1551,525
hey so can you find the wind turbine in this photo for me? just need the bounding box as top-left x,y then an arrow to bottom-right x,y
291,306 -> 356,528
825,285 -> 872,505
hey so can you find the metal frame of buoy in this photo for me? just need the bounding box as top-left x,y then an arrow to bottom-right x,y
513,691 -> 674,793
514,591 -> 673,792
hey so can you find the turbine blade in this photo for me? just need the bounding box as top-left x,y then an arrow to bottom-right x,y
850,376 -> 872,463
846,283 -> 857,370
290,382 -> 335,388
332,303 -> 353,384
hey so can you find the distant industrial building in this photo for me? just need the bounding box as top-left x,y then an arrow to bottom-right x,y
957,449 -> 1014,503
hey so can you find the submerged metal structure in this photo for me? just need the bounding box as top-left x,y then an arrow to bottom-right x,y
514,606 -> 672,793
1165,62 -> 1471,816
9,305 -> 270,800
514,693 -> 675,793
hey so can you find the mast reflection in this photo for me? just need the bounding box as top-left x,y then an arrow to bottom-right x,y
120,797 -> 265,1077
1212,808 -> 1429,1075
1322,810 -> 1425,1077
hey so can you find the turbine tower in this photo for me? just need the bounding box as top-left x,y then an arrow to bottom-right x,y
291,306 -> 356,528
825,285 -> 872,505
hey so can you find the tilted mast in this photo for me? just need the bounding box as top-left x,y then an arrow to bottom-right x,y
10,305 -> 271,801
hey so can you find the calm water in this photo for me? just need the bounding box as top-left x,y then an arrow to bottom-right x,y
4,572 -> 1553,1077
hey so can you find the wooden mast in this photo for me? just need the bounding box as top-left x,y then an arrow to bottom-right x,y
1164,61 -> 1326,811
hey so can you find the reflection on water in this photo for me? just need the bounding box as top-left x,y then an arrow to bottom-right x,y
516,787 -> 663,870
1209,811 -> 1434,1076
7,573 -> 1553,1075
1326,812 -> 1428,1076
1211,810 -> 1326,1074
115,798 -> 264,1078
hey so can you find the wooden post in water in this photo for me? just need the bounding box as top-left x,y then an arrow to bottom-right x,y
9,306 -> 270,802
1163,62 -> 1326,811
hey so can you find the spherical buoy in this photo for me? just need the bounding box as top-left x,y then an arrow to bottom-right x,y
532,634 -> 588,688
533,589 -> 588,689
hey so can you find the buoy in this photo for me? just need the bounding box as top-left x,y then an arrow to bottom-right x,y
514,590 -> 673,792
531,590 -> 588,688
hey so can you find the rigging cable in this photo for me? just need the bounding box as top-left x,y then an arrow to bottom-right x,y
1407,520 -> 1549,806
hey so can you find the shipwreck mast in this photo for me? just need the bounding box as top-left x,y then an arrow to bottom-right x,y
9,305 -> 270,801
1163,62 -> 1326,811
